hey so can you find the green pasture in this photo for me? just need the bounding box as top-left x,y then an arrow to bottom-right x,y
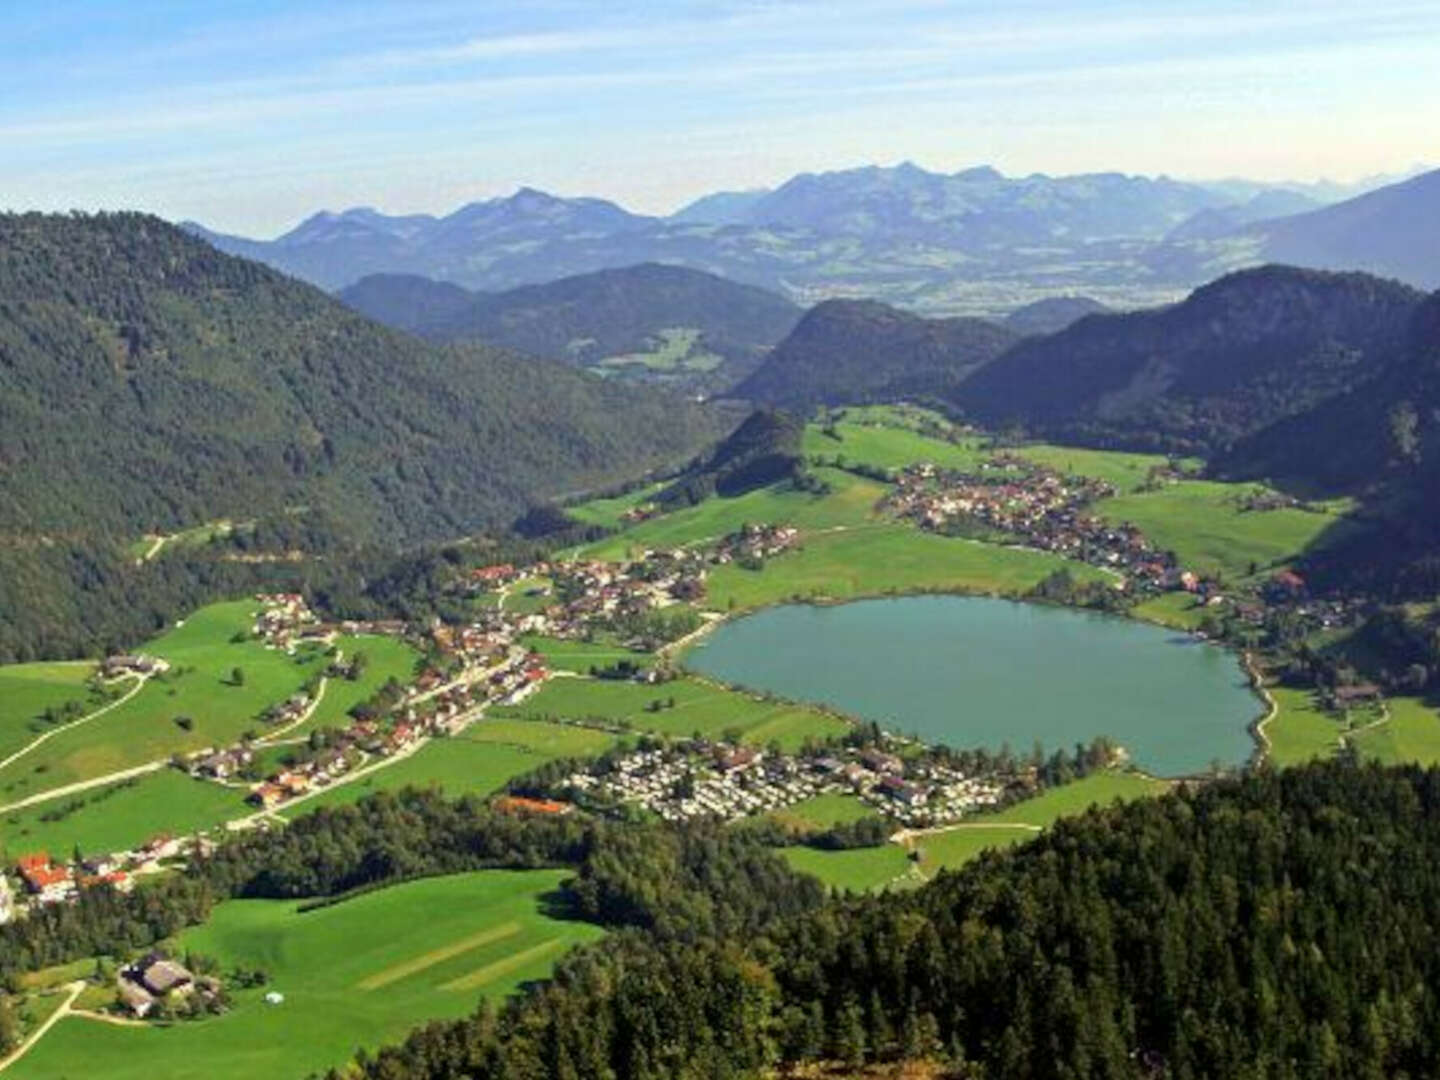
493,674 -> 849,751
780,843 -> 913,892
1263,686 -> 1344,767
576,468 -> 886,561
518,634 -> 655,672
564,483 -> 666,529
9,870 -> 601,1080
1097,480 -> 1364,580
281,719 -> 616,818
0,661 -> 101,762
0,769 -> 243,860
1014,444 -> 1184,493
802,422 -> 988,473
288,635 -> 420,738
0,602 -> 330,805
762,792 -> 879,832
1348,698 -> 1440,766
701,524 -> 1110,612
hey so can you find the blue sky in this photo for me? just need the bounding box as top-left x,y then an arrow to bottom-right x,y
3,0 -> 1438,236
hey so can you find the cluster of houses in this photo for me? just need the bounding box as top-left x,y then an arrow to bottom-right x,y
555,740 -> 1006,827
712,523 -> 800,564
885,460 -> 1187,592
3,840 -> 189,918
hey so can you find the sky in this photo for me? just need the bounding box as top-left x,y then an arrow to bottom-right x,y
3,0 -> 1438,237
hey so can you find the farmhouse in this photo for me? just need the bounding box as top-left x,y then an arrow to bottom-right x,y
17,854 -> 74,904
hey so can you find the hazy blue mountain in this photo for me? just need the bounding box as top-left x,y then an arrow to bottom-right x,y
668,189 -> 772,224
1003,296 -> 1110,337
1246,168 -> 1440,289
1165,189 -> 1321,242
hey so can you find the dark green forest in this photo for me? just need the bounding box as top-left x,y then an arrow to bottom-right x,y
0,212 -> 726,659
339,763 -> 1440,1079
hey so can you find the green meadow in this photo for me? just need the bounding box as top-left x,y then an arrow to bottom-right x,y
1097,480 -> 1363,580
518,634 -> 655,673
0,769 -> 243,860
8,870 -> 602,1080
0,661 -> 101,762
281,719 -> 618,818
576,467 -> 886,560
701,525 -> 1111,612
802,421 -> 989,473
780,843 -> 913,892
762,792 -> 879,832
493,674 -> 849,751
1348,698 -> 1440,766
289,635 -> 420,737
0,602 -> 329,805
1263,686 -> 1344,767
1013,444 -> 1183,493
563,483 -> 666,529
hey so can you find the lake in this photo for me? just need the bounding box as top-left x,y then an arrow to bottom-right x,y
685,595 -> 1260,776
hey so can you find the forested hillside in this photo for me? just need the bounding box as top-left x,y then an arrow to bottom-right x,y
0,213 -> 724,657
340,262 -> 801,388
954,266 -> 1422,454
342,762 -> 1440,1079
1220,292 -> 1440,597
733,299 -> 1017,411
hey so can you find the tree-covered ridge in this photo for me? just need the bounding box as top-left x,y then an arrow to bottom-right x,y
954,265 -> 1423,454
733,299 -> 1018,411
656,408 -> 806,508
329,762 -> 1440,1079
340,262 -> 801,389
0,212 -> 719,543
0,212 -> 727,657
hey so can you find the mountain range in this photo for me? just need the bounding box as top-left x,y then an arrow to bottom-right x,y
183,162 -> 1440,316
338,263 -> 801,391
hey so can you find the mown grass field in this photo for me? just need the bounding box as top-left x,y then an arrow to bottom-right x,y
701,525 -> 1110,612
282,719 -> 618,818
802,422 -> 989,473
0,661 -> 100,761
9,870 -> 602,1080
762,792 -> 879,832
493,674 -> 849,751
1348,698 -> 1440,766
576,467 -> 886,561
0,768 -> 244,859
518,634 -> 654,673
0,602 -> 330,805
1263,686 -> 1343,767
1097,481 -> 1363,580
780,843 -> 913,892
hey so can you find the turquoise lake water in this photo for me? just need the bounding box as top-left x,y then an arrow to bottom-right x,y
685,595 -> 1260,776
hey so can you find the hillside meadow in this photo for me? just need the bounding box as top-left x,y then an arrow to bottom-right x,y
8,870 -> 602,1080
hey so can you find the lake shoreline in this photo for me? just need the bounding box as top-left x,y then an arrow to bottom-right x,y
678,589 -> 1269,779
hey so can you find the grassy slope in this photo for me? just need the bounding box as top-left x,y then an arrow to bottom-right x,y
282,719 -> 618,817
780,844 -> 912,892
1097,481 -> 1361,579
564,483 -> 666,529
577,467 -> 886,560
0,662 -> 99,761
492,675 -> 848,751
10,870 -> 602,1080
291,635 -> 420,738
762,792 -> 879,831
1349,698 -> 1440,766
1,770 -> 243,859
0,602 -> 331,804
702,525 -> 1110,612
518,635 -> 655,672
1264,686 -> 1344,767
